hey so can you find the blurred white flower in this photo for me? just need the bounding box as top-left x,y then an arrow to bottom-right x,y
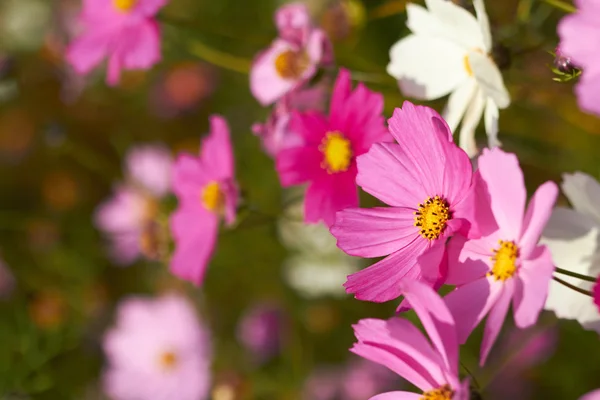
0,0 -> 51,51
387,0 -> 510,157
542,172 -> 600,333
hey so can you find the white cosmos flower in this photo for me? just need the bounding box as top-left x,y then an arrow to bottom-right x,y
387,0 -> 510,157
541,172 -> 600,334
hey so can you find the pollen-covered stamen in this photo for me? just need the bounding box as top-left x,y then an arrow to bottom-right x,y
421,384 -> 454,400
414,195 -> 451,240
274,49 -> 310,80
113,0 -> 138,12
463,54 -> 473,76
319,131 -> 353,173
201,181 -> 225,213
488,240 -> 519,281
158,351 -> 178,371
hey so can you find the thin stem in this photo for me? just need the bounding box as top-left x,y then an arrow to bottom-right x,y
555,267 -> 597,283
553,276 -> 593,297
188,39 -> 251,74
368,0 -> 407,20
460,360 -> 480,389
541,0 -> 576,13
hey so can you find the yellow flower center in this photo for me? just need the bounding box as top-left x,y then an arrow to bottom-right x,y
158,351 -> 178,371
421,384 -> 454,400
113,0 -> 138,12
489,240 -> 519,281
319,131 -> 353,173
414,196 -> 451,240
274,49 -> 310,80
201,181 -> 225,213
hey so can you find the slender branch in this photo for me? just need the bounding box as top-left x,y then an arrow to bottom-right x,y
460,360 -> 480,389
553,276 -> 593,297
554,267 -> 597,283
188,39 -> 251,74
541,0 -> 576,13
368,0 -> 407,20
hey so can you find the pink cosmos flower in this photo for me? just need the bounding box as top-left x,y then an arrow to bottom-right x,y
66,0 -> 167,86
351,280 -> 470,400
103,294 -> 211,400
236,303 -> 285,364
444,148 -> 558,366
331,101 -> 477,302
170,115 -> 239,285
594,276 -> 600,313
558,0 -> 600,116
250,2 -> 332,106
95,144 -> 172,265
276,68 -> 389,226
582,390 -> 600,400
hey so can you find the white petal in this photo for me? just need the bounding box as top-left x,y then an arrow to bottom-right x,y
484,97 -> 500,148
468,51 -> 510,109
458,88 -> 485,157
541,208 -> 600,333
423,0 -> 486,49
443,79 -> 478,133
561,172 -> 600,223
473,0 -> 492,51
388,35 -> 469,100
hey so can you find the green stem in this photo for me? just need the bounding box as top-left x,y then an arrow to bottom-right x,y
368,0 -> 407,20
187,39 -> 251,74
553,276 -> 593,297
554,267 -> 597,283
541,0 -> 576,13
460,360 -> 481,389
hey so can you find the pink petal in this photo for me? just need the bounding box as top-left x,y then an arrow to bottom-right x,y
401,280 -> 458,376
172,154 -> 207,199
580,389 -> 600,400
222,179 -> 239,226
136,0 -> 169,16
575,71 -> 600,117
169,206 -> 218,286
276,146 -> 324,186
275,2 -> 311,44
453,170 -> 498,239
107,53 -> 122,86
480,279 -> 515,366
351,318 -> 446,391
446,234 -> 492,286
513,245 -> 554,328
416,242 -> 447,284
304,168 -> 359,227
519,181 -> 559,257
125,144 -> 172,197
289,110 -> 329,145
66,29 -> 109,76
120,21 -> 161,70
477,148 -> 526,241
200,115 -> 235,180
345,237 -> 430,302
370,392 -> 421,400
329,68 -> 352,126
331,207 -> 419,258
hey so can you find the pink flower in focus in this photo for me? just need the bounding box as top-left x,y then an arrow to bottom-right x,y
95,144 -> 172,265
250,2 -> 332,106
170,115 -> 239,285
558,0 -> 600,116
351,280 -> 470,400
444,148 -> 558,366
276,68 -> 389,226
103,294 -> 211,400
236,303 -> 285,363
66,0 -> 168,86
331,101 -> 477,303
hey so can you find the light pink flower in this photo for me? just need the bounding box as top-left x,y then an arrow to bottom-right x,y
95,144 -> 172,265
170,115 -> 239,285
276,68 -> 389,226
250,2 -> 332,106
582,389 -> 600,400
444,148 -> 558,366
558,0 -> 600,116
351,280 -> 470,400
66,0 -> 167,86
331,101 -> 477,303
103,294 -> 211,400
236,303 -> 285,363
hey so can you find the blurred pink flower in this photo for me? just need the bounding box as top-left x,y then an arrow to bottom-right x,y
0,257 -> 14,300
250,2 -> 332,106
95,143 -> 172,265
444,148 -> 558,366
170,115 -> 239,285
331,101 -> 476,303
558,0 -> 600,116
236,303 -> 285,363
66,0 -> 167,86
103,294 -> 211,400
252,83 -> 327,158
582,389 -> 600,400
351,280 -> 470,400
276,68 -> 389,226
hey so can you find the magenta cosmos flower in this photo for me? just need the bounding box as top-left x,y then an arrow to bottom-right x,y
250,2 -> 332,106
103,294 -> 211,400
66,0 -> 167,86
95,144 -> 172,265
582,390 -> 600,400
444,148 -> 558,366
558,0 -> 600,116
170,115 -> 239,285
331,101 -> 476,302
351,280 -> 470,400
276,68 -> 389,226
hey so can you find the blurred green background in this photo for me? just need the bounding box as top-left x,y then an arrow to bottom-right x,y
0,0 -> 599,398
